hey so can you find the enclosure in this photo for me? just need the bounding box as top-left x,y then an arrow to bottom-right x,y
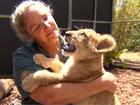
0,0 -> 140,105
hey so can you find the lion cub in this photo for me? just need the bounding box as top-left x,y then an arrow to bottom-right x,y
22,29 -> 120,105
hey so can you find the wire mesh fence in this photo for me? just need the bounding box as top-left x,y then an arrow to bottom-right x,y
112,0 -> 140,51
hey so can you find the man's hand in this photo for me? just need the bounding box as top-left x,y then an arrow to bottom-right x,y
101,71 -> 117,93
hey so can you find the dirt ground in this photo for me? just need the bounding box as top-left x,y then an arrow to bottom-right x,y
0,68 -> 139,105
110,68 -> 140,105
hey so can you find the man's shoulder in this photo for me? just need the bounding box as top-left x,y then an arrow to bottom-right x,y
13,43 -> 38,55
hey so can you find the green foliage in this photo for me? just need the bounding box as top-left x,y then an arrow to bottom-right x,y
128,25 -> 140,51
105,0 -> 140,66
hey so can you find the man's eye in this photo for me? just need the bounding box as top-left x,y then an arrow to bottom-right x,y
44,17 -> 48,21
43,16 -> 48,21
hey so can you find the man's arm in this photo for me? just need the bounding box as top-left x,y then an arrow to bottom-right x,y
30,72 -> 116,105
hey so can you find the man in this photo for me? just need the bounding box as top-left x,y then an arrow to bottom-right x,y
11,0 -> 116,104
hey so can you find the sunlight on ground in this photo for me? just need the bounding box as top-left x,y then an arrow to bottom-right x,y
122,52 -> 140,63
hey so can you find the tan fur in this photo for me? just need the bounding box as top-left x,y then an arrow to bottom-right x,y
0,79 -> 15,100
22,29 -> 120,105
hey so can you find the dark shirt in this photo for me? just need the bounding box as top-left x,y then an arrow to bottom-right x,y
12,42 -> 66,104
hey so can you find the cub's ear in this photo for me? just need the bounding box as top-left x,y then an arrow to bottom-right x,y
95,34 -> 116,53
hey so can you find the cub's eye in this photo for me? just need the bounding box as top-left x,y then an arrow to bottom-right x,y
78,32 -> 86,36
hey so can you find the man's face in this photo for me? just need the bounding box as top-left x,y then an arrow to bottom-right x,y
23,5 -> 59,45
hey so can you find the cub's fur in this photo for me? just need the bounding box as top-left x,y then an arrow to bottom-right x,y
0,79 -> 15,100
22,29 -> 120,105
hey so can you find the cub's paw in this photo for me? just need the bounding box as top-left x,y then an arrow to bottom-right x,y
0,79 -> 15,100
33,53 -> 52,68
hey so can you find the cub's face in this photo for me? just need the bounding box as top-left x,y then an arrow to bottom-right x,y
62,29 -> 116,58
62,29 -> 98,57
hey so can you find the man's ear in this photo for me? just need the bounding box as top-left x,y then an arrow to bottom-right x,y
95,34 -> 116,53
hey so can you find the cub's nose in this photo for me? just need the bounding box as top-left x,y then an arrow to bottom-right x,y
65,32 -> 72,43
65,32 -> 72,37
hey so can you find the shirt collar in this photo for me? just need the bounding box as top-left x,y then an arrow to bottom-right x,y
31,36 -> 64,58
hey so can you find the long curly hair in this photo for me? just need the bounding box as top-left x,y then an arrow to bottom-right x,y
11,0 -> 53,43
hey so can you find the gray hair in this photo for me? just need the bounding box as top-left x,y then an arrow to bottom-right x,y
11,0 -> 52,43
